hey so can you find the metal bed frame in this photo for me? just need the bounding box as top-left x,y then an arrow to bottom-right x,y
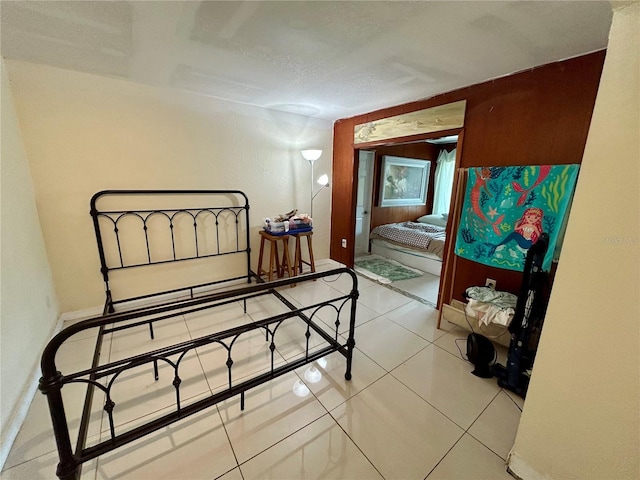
39,190 -> 358,480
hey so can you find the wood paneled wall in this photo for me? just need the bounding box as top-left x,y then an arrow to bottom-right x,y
330,51 -> 605,303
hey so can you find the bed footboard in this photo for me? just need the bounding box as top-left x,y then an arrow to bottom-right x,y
39,268 -> 358,480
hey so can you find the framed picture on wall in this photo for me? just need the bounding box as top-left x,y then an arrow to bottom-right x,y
379,156 -> 430,207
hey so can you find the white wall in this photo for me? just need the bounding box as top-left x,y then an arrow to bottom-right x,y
6,60 -> 333,313
509,3 -> 639,479
0,59 -> 60,466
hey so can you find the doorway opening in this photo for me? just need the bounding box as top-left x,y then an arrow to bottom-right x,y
355,150 -> 375,257
353,134 -> 459,306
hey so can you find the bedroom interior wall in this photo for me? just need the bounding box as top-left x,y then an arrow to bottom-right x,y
0,59 -> 60,466
508,3 -> 639,478
5,60 -> 333,314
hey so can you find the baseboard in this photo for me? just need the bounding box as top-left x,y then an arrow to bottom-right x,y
60,277 -> 257,325
507,452 -> 547,480
58,305 -> 104,324
0,314 -> 66,472
315,258 -> 338,266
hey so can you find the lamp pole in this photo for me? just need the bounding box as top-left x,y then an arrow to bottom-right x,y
310,158 -> 315,219
301,149 -> 322,219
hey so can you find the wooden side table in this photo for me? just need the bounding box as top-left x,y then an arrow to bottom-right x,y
257,230 -> 294,282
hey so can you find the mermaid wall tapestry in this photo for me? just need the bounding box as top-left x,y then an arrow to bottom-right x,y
454,165 -> 579,272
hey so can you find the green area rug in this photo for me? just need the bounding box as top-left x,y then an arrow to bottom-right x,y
355,257 -> 423,283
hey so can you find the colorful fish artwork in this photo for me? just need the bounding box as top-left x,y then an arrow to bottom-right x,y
454,165 -> 579,272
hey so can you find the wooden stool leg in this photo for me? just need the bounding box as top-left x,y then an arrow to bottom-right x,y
268,239 -> 276,282
294,236 -> 302,275
281,237 -> 293,280
275,239 -> 282,278
278,238 -> 287,278
306,234 -> 316,273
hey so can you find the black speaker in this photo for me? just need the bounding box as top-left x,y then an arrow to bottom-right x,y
466,333 -> 495,378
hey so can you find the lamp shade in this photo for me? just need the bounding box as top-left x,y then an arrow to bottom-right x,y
317,174 -> 329,186
301,149 -> 322,162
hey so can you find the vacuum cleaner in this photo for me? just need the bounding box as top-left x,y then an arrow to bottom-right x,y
492,233 -> 550,398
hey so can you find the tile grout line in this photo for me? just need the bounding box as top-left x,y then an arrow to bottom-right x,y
387,363 -> 470,432
421,389 -> 509,478
181,311 -> 246,478
323,371 -> 399,480
326,411 -> 388,480
220,345 -> 347,474
426,327 -> 527,452
384,314 -> 441,344
386,344 -> 508,439
503,390 -> 524,412
464,389 -> 515,462
215,402 -> 245,480
230,365 -> 334,474
296,314 -> 410,480
193,295 -> 341,476
423,432 -> 467,480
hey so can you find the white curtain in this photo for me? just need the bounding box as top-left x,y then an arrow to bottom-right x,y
432,148 -> 456,215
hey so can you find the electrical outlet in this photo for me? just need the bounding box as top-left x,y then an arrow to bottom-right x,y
341,238 -> 347,248
485,278 -> 496,289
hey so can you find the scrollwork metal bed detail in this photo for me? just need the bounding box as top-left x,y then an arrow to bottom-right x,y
89,189 -> 254,314
39,190 -> 358,480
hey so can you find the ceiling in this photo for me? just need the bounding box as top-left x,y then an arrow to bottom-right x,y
1,1 -> 613,121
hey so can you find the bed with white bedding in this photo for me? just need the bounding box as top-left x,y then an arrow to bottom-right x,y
369,214 -> 447,276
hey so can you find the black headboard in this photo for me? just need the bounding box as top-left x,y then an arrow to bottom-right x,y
90,189 -> 252,313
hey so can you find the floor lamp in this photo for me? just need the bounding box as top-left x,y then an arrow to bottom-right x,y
301,149 -> 330,219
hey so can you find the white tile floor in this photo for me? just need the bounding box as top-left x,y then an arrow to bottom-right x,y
3,260 -> 522,480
